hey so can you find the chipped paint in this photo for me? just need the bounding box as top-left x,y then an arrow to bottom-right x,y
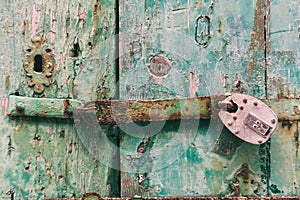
30,4 -> 41,38
0,0 -> 300,198
0,0 -> 118,198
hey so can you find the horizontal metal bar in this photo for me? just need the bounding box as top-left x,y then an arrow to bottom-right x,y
8,95 -> 83,119
75,96 -> 221,125
7,95 -> 300,123
264,98 -> 300,121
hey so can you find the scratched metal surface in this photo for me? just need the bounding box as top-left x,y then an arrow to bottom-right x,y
0,0 -> 118,199
119,0 -> 272,197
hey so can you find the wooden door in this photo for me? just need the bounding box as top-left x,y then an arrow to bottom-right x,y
0,0 -> 119,199
119,0 -> 300,197
0,0 -> 299,199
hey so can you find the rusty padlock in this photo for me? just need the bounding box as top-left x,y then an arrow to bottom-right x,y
218,93 -> 278,144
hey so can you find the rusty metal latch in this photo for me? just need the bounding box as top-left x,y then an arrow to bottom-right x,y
6,93 -> 295,144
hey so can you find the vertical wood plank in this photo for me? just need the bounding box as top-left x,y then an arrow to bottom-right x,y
269,122 -> 299,196
119,0 -> 268,197
0,0 -> 118,198
267,0 -> 300,196
267,0 -> 300,98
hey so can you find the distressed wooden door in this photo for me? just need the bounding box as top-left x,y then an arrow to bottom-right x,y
0,0 -> 299,199
0,0 -> 119,199
119,0 -> 300,197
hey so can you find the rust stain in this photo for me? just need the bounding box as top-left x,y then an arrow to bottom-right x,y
196,1 -> 203,8
5,75 -> 10,89
293,105 -> 300,115
249,0 -> 267,51
63,99 -> 72,117
295,129 -> 299,158
22,20 -> 28,36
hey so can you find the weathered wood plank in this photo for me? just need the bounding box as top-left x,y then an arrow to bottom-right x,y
267,0 -> 300,196
0,0 -> 118,199
267,0 -> 300,98
119,0 -> 268,197
269,122 -> 299,196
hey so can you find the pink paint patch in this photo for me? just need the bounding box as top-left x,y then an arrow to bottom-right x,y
30,4 -> 41,38
154,77 -> 163,85
56,53 -> 63,71
189,72 -> 199,97
49,20 -> 57,43
78,8 -> 86,20
1,98 -> 9,116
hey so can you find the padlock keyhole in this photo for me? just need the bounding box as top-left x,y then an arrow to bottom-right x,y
227,100 -> 238,113
34,54 -> 43,72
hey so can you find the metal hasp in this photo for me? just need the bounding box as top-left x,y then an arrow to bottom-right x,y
218,93 -> 278,144
8,94 -> 299,124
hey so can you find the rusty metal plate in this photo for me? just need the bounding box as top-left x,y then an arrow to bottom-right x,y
218,93 -> 278,144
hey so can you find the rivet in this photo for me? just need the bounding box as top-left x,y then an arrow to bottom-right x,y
271,119 -> 276,124
16,102 -> 25,112
240,106 -> 244,110
253,102 -> 258,106
228,121 -> 233,126
257,140 -> 262,144
243,99 -> 247,103
233,116 -> 237,120
234,130 -> 239,134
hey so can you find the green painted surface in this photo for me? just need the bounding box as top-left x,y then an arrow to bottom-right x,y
267,0 -> 300,196
0,0 -> 299,199
119,0 -> 270,197
0,0 -> 118,199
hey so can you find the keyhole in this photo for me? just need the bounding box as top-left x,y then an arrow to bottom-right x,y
34,54 -> 43,72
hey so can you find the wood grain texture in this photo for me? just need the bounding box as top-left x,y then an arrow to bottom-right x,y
267,0 -> 300,196
267,0 -> 300,98
269,122 -> 299,196
119,0 -> 269,197
0,0 -> 118,199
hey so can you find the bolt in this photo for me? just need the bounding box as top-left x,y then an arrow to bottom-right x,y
257,140 -> 263,144
243,98 -> 247,103
253,102 -> 258,106
271,119 -> 276,124
16,102 -> 25,112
